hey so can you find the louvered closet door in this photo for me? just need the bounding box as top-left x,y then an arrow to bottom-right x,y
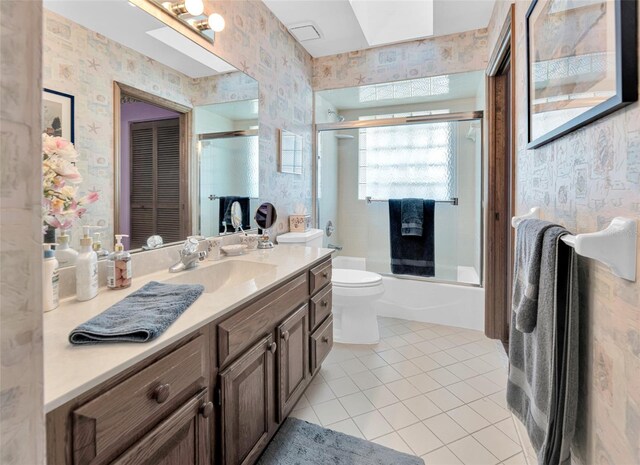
130,118 -> 182,249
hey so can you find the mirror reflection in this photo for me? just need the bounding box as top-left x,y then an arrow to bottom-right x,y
42,0 -> 259,261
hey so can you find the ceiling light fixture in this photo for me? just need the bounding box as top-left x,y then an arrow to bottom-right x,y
162,0 -> 204,17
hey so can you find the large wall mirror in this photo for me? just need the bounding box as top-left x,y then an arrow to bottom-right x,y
42,0 -> 259,259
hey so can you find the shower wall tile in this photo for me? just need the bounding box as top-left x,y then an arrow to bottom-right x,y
487,2 -> 640,464
0,1 -> 45,464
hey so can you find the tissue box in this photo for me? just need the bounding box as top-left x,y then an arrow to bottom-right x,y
289,215 -> 311,232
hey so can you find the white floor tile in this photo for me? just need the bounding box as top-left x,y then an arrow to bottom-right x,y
446,347 -> 477,362
416,340 -> 440,355
399,332 -> 425,345
413,354 -> 442,372
363,385 -> 400,408
383,335 -> 411,348
327,376 -> 360,397
467,397 -> 511,424
473,426 -> 522,461
423,413 -> 468,444
447,380 -> 484,403
312,399 -> 350,426
495,417 -> 520,443
501,452 -> 528,465
397,422 -> 444,456
447,362 -> 481,380
358,353 -> 388,369
325,418 -> 364,439
350,370 -> 383,390
422,446 -> 464,465
389,324 -> 415,336
339,357 -> 369,375
386,379 -> 421,400
378,402 -> 420,430
352,410 -> 395,440
403,394 -> 443,420
319,363 -> 348,381
371,365 -> 404,383
392,359 -> 424,377
293,394 -> 310,410
372,432 -> 414,455
431,337 -> 459,350
415,328 -> 441,340
448,405 -> 491,433
406,373 -> 441,393
338,391 -> 376,417
377,348 -> 407,364
425,387 -> 465,411
463,357 -> 497,375
304,381 -> 336,405
430,351 -> 460,366
395,345 -> 426,360
448,436 -> 500,465
488,390 -> 508,409
290,406 -> 320,425
428,368 -> 462,386
467,374 -> 504,396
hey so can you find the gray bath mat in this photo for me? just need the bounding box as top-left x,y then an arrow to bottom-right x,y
257,417 -> 424,465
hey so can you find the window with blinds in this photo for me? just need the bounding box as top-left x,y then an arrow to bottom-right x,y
358,119 -> 457,201
129,118 -> 183,249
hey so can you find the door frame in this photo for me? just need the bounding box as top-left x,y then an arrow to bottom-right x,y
113,81 -> 193,247
485,5 -> 516,344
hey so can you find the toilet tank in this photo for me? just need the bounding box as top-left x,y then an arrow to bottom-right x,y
277,228 -> 324,248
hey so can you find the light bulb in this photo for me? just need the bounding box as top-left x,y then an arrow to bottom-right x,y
208,13 -> 225,32
184,0 -> 204,16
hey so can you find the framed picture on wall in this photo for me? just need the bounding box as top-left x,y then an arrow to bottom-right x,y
526,0 -> 637,149
43,88 -> 75,143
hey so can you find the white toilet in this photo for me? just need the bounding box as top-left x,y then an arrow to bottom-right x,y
277,229 -> 384,345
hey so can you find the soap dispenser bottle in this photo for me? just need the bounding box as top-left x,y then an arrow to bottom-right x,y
107,234 -> 132,290
76,226 -> 99,301
92,232 -> 109,258
55,230 -> 79,267
43,244 -> 59,312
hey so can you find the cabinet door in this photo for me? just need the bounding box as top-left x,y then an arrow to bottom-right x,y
111,389 -> 212,465
220,335 -> 275,465
277,304 -> 309,421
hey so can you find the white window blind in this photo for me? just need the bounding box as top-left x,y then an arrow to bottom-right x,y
358,119 -> 457,201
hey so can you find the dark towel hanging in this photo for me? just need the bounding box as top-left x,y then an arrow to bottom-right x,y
389,199 -> 435,277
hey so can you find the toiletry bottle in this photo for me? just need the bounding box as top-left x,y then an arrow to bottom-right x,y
92,232 -> 109,258
107,234 -> 132,290
55,230 -> 79,267
76,226 -> 99,301
43,244 -> 59,312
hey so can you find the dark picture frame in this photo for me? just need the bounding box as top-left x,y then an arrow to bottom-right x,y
526,0 -> 637,149
43,88 -> 75,143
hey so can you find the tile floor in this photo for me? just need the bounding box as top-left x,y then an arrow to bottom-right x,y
291,317 -> 529,465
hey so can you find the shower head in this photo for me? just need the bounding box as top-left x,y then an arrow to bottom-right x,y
328,109 -> 345,122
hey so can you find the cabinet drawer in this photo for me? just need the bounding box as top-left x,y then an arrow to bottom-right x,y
309,285 -> 332,331
309,260 -> 332,295
73,336 -> 207,465
218,273 -> 308,368
310,316 -> 333,375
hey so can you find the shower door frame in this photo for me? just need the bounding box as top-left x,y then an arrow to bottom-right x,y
313,111 -> 485,288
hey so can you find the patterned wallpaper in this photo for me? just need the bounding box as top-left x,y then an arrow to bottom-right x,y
488,2 -> 640,464
0,1 -> 45,464
313,28 -> 489,91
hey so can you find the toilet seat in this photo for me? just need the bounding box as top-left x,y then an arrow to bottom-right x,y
332,269 -> 383,288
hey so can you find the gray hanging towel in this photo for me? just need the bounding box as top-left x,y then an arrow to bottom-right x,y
401,198 -> 424,236
389,199 -> 435,277
69,281 -> 204,344
507,225 -> 579,465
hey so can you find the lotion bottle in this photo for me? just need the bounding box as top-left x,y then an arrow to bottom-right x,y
55,230 -> 79,267
43,244 -> 59,312
107,234 -> 132,290
76,226 -> 98,301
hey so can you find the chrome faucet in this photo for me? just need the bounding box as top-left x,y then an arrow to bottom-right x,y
328,244 -> 343,251
169,236 -> 211,273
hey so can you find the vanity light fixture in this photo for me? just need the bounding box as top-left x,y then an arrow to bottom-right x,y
189,13 -> 225,32
162,0 -> 204,16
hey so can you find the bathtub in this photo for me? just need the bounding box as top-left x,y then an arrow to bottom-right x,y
333,256 -> 485,331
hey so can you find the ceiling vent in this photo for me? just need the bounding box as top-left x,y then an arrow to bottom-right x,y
288,22 -> 322,42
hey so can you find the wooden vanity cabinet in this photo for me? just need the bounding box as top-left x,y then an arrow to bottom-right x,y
45,257 -> 333,465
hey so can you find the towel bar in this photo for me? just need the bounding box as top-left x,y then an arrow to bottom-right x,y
511,208 -> 637,282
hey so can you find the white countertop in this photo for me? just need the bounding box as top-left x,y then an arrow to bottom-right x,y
44,246 -> 332,413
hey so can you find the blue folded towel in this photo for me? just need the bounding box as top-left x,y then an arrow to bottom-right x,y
401,198 -> 424,236
69,281 -> 204,345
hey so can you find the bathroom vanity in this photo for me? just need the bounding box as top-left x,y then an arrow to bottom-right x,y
45,247 -> 333,465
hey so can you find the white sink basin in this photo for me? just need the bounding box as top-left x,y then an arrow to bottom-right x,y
165,260 -> 277,293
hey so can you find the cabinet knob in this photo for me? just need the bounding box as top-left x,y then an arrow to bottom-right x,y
322,336 -> 330,343
200,401 -> 214,418
269,342 -> 277,353
281,330 -> 290,341
320,300 -> 328,307
322,271 -> 329,278
153,384 -> 171,403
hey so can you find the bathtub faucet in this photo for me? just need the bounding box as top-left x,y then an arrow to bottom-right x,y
328,244 -> 343,251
